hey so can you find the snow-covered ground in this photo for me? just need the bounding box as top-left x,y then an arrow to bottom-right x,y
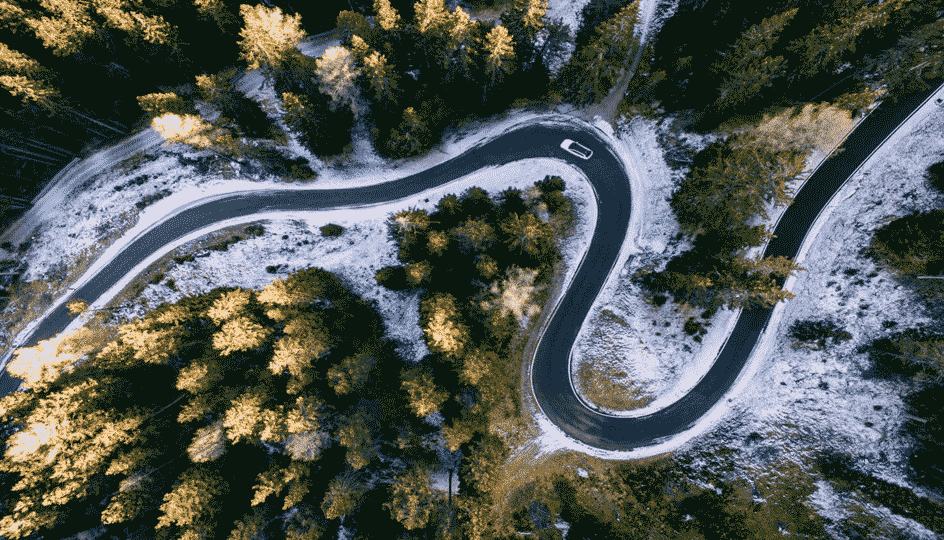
4,3 -> 944,534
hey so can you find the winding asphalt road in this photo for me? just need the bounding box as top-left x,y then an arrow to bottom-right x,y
0,85 -> 941,452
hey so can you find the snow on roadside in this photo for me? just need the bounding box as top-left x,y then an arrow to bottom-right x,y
60,158 -> 595,374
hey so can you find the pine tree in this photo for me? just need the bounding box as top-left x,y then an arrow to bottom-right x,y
315,46 -> 361,112
321,470 -> 366,520
451,219 -> 497,254
460,434 -> 507,498
414,0 -> 448,35
875,18 -> 944,96
401,367 -> 448,417
22,0 -> 98,56
790,0 -> 907,80
237,4 -> 307,77
720,254 -> 805,310
374,0 -> 401,32
500,0 -> 547,67
363,49 -> 399,103
0,43 -> 61,112
385,106 -> 431,158
137,92 -> 197,119
556,1 -> 639,105
155,466 -> 230,538
327,352 -> 377,395
711,8 -> 798,111
385,464 -> 435,530
336,10 -> 373,47
445,6 -> 477,82
335,406 -> 376,470
670,137 -> 803,240
481,24 -> 515,89
194,0 -> 237,32
420,292 -> 469,358
500,212 -> 552,258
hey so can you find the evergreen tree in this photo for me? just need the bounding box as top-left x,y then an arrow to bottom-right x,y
336,405 -> 377,470
711,8 -> 798,111
0,269 -> 400,540
385,464 -> 435,530
195,67 -> 278,140
420,292 -> 470,358
872,17 -> 944,96
374,0 -> 401,33
0,42 -> 61,112
413,0 -> 448,35
193,0 -> 238,32
444,5 -> 478,85
363,49 -> 400,104
480,24 -> 515,98
499,0 -> 547,68
322,470 -> 367,521
866,209 -> 944,281
556,1 -> 639,106
315,45 -> 361,113
789,0 -> 908,80
500,212 -> 552,259
385,106 -> 431,158
237,4 -> 307,78
336,10 -> 373,47
155,465 -> 229,538
401,367 -> 448,418
280,89 -> 354,156
670,136 -> 804,240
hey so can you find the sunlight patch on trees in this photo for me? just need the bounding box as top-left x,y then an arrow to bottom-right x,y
5,326 -> 97,388
480,266 -> 544,328
186,420 -> 227,462
575,360 -> 654,412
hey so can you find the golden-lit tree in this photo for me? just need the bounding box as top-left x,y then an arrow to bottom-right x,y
155,466 -> 229,538
374,0 -> 401,32
414,0 -> 448,35
363,49 -> 400,103
0,42 -> 60,112
420,292 -> 469,358
321,470 -> 366,520
386,106 -> 431,158
194,0 -> 237,31
481,24 -> 515,86
401,367 -> 448,417
237,3 -> 306,76
315,46 -> 361,112
136,92 -> 197,119
335,405 -> 376,470
451,219 -> 497,254
327,352 -> 377,395
500,212 -> 552,258
385,464 -> 435,530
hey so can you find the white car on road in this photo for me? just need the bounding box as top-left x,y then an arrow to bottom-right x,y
560,139 -> 593,159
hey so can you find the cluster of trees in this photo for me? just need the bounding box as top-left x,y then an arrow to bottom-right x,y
375,176 -> 569,537
617,0 -> 944,131
634,133 -> 806,315
0,177 -> 572,540
500,448 -> 835,539
554,1 -> 641,106
316,0 -> 573,158
0,268 -> 461,539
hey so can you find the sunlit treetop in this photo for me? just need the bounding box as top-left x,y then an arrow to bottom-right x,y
237,3 -> 306,73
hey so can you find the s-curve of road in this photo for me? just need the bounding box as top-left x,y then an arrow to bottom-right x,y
1,84 -> 941,452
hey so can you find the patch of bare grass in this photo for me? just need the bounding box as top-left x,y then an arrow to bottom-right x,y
576,359 -> 655,412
